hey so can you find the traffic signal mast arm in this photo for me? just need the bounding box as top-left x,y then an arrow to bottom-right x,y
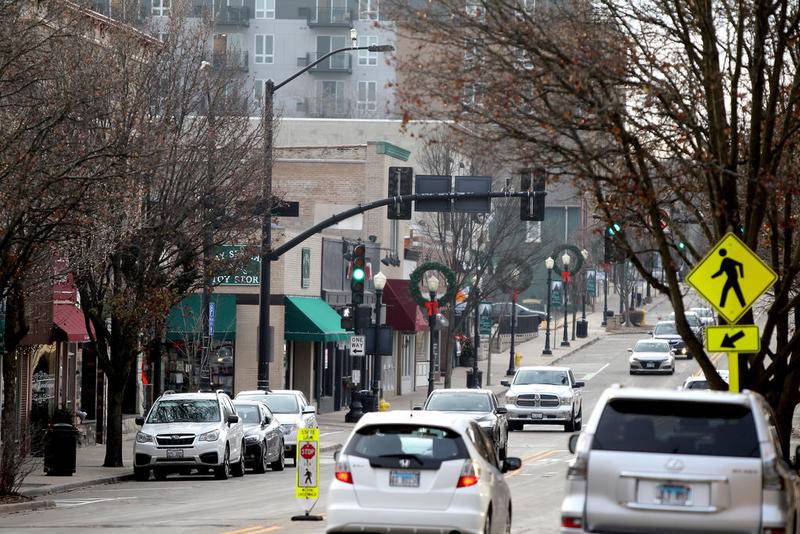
269,190 -> 546,260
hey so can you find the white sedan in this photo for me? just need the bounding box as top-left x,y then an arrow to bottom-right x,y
628,339 -> 675,375
326,410 -> 521,534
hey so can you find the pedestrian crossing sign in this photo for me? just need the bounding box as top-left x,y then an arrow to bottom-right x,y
296,428 -> 319,499
686,232 -> 777,324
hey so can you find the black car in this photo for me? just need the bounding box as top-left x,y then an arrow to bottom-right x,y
233,400 -> 285,473
421,389 -> 509,461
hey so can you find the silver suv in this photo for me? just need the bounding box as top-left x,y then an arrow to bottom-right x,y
501,366 -> 584,432
561,387 -> 799,533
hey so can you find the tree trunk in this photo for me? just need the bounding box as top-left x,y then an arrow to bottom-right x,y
0,349 -> 19,494
103,374 -> 126,467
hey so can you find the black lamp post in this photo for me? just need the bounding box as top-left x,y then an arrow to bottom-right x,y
426,275 -> 439,398
561,252 -> 571,347
601,264 -> 609,326
372,271 -> 386,400
580,249 -> 589,321
542,257 -> 555,355
506,290 -> 519,375
470,275 -> 480,388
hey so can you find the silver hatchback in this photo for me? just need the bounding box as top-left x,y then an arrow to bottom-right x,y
561,387 -> 799,533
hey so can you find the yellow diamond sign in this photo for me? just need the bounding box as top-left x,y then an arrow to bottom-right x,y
686,233 -> 777,324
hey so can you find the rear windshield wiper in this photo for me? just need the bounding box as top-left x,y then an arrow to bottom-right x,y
375,453 -> 426,465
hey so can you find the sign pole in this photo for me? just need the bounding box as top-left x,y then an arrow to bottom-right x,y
728,353 -> 739,393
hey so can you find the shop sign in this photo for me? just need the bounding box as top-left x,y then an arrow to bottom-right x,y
211,245 -> 261,286
301,248 -> 311,289
32,371 -> 55,404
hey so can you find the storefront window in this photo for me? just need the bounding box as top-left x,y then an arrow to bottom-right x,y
164,340 -> 235,394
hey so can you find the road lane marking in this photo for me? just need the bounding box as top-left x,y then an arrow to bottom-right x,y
506,450 -> 559,479
582,363 -> 610,381
692,352 -> 725,377
319,431 -> 343,437
249,527 -> 280,534
220,526 -> 271,534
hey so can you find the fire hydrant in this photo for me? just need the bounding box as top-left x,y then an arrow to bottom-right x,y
379,399 -> 391,412
514,352 -> 522,368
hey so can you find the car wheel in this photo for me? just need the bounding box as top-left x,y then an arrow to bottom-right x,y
215,445 -> 231,480
508,421 -> 523,432
499,445 -> 507,462
134,467 -> 149,481
231,442 -> 246,477
254,441 -> 268,474
153,468 -> 168,481
505,504 -> 512,534
482,508 -> 492,534
271,442 -> 285,472
574,408 -> 583,431
564,412 -> 576,432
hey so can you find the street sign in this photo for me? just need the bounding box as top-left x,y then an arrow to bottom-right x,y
350,335 -> 365,357
479,302 -> 492,336
295,428 -> 319,500
705,325 -> 760,353
686,232 -> 777,324
208,301 -> 215,337
586,270 -> 597,296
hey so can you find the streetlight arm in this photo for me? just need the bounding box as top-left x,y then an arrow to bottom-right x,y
274,45 -> 392,91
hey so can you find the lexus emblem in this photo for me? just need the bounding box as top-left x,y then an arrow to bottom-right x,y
399,459 -> 411,468
665,458 -> 684,471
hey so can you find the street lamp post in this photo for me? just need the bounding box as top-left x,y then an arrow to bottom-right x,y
580,249 -> 589,321
470,275 -> 480,388
372,272 -> 386,400
601,264 -> 609,326
200,60 -> 214,391
426,275 -> 440,398
561,252 -> 571,347
506,290 -> 519,376
256,39 -> 394,391
543,257 -> 555,355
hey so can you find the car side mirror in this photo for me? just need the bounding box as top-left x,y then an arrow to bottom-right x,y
501,457 -> 522,473
627,348 -> 633,352
226,414 -> 239,425
135,416 -> 145,426
648,331 -> 653,336
500,380 -> 510,387
412,406 -> 423,411
302,406 -> 316,415
333,450 -> 340,462
495,406 -> 508,415
568,434 -> 580,454
574,381 -> 585,388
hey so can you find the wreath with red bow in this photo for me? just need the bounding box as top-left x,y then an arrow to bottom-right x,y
408,262 -> 457,312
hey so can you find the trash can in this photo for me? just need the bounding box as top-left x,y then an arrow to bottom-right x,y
466,369 -> 483,389
576,320 -> 588,338
44,423 -> 78,476
359,390 -> 377,413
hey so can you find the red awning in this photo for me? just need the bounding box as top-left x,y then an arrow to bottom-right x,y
383,279 -> 428,333
53,304 -> 92,343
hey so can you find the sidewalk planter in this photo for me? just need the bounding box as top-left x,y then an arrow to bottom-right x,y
628,309 -> 645,326
44,424 -> 78,476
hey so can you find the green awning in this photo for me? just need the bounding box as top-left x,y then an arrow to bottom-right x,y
165,294 -> 236,342
284,296 -> 349,343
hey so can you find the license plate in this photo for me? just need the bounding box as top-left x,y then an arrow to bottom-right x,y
646,362 -> 655,368
166,449 -> 184,459
530,413 -> 544,420
389,470 -> 420,488
657,483 -> 691,505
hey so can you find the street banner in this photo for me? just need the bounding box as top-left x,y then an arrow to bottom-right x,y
586,270 -> 597,296
551,281 -> 562,307
479,302 -> 492,336
296,428 -> 320,500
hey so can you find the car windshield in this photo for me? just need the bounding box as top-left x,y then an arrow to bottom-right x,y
346,424 -> 469,462
592,399 -> 759,457
654,323 -> 678,336
685,380 -> 709,389
233,404 -> 261,424
692,309 -> 712,318
668,313 -> 701,326
425,393 -> 492,412
240,394 -> 298,414
634,341 -> 670,352
147,399 -> 220,424
514,370 -> 569,386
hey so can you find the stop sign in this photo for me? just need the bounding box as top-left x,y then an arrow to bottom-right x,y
300,442 -> 316,460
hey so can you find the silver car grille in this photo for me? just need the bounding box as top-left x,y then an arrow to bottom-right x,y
156,434 -> 195,446
516,393 -> 559,407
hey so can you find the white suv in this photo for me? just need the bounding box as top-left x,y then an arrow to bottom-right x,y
561,387 -> 799,533
133,391 -> 245,481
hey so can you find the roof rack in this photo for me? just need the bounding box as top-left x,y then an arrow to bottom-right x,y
162,390 -> 175,395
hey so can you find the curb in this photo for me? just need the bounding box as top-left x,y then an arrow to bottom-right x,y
20,473 -> 134,498
549,336 -> 603,366
0,499 -> 56,515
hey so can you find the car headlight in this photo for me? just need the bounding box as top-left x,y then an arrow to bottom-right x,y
280,424 -> 297,435
198,430 -> 220,442
559,395 -> 573,406
244,435 -> 260,443
136,431 -> 153,444
681,347 -> 687,354
505,393 -> 517,404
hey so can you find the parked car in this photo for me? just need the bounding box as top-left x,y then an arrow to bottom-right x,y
667,311 -> 705,341
561,387 -> 799,533
651,321 -> 690,358
690,307 -> 717,326
501,366 -> 584,432
491,302 -> 547,323
628,339 -> 675,375
421,388 -> 509,461
232,400 -> 285,473
327,410 -> 522,534
235,389 -> 317,464
681,370 -> 730,390
133,390 -> 244,481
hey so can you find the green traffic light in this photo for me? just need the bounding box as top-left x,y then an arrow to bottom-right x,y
678,242 -> 686,250
352,268 -> 365,281
607,223 -> 621,236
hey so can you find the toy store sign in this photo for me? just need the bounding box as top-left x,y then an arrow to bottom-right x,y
212,246 -> 261,286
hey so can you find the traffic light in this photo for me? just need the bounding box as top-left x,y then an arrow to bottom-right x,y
388,166 -> 413,220
604,222 -> 626,263
677,241 -> 686,251
339,306 -> 354,330
520,168 -> 546,221
351,244 -> 366,304
607,222 -> 622,236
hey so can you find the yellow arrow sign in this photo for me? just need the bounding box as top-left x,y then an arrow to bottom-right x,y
705,325 -> 760,353
686,233 -> 777,324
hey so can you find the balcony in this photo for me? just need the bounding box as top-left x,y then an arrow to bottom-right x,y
300,7 -> 353,27
307,52 -> 352,74
212,50 -> 249,72
215,5 -> 250,26
304,97 -> 353,118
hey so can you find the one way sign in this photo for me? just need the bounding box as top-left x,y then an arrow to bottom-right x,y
705,325 -> 760,353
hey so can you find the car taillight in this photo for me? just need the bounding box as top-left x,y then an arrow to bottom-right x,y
335,458 -> 353,484
763,528 -> 785,534
456,460 -> 480,488
561,516 -> 583,529
566,451 -> 588,480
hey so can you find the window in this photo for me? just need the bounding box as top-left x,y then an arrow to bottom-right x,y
425,392 -> 492,412
254,79 -> 265,107
357,81 -> 377,112
513,369 -> 568,386
468,422 -> 497,466
318,80 -> 347,115
358,35 -> 378,66
147,399 -> 220,423
525,221 -> 541,243
359,0 -> 379,19
346,425 -> 469,466
152,0 -> 170,16
255,0 -> 275,18
466,0 -> 485,20
317,36 -> 348,69
254,34 -> 274,64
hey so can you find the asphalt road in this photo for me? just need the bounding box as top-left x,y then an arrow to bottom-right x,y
2,299 -> 726,533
